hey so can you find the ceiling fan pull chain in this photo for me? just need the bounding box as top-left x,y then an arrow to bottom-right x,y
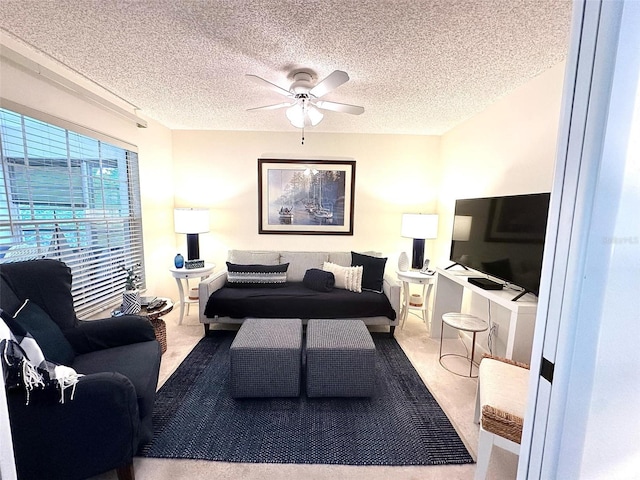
301,125 -> 305,145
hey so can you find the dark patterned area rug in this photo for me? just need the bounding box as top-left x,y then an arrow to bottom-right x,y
140,331 -> 473,466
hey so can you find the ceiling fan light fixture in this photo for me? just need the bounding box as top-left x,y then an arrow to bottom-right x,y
285,100 -> 324,129
286,103 -> 306,128
307,105 -> 324,126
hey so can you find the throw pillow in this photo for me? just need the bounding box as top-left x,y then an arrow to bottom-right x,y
351,265 -> 364,293
303,268 -> 335,292
226,262 -> 289,287
12,299 -> 75,366
322,262 -> 362,293
351,251 -> 387,293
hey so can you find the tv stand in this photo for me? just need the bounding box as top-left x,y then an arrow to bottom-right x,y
431,268 -> 538,363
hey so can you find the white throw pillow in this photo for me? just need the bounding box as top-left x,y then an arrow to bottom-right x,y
351,265 -> 363,293
323,262 -> 362,293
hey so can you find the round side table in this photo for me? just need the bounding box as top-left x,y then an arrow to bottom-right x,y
112,298 -> 173,354
396,270 -> 435,329
169,263 -> 215,324
439,312 -> 488,377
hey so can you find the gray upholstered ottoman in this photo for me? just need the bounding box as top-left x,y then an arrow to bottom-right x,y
306,319 -> 376,397
230,318 -> 302,398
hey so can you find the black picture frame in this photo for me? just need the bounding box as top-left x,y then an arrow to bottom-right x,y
258,159 -> 356,235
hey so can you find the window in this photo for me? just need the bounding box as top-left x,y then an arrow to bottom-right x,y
0,107 -> 144,318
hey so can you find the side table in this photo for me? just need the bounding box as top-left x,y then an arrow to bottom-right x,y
439,312 -> 488,377
396,270 -> 436,329
113,297 -> 173,354
169,263 -> 215,324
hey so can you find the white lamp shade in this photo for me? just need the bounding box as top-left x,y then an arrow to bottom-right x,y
401,214 -> 438,239
452,215 -> 473,241
286,104 -> 305,128
174,208 -> 210,234
306,105 -> 324,126
286,101 -> 324,128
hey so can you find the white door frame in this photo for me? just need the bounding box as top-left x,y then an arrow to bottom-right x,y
519,0 -> 640,478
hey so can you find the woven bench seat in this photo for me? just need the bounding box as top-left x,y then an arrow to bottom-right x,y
306,319 -> 376,398
474,355 -> 529,479
230,318 -> 302,398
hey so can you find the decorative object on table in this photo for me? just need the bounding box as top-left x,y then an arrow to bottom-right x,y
121,263 -> 142,314
174,207 -> 209,265
189,287 -> 199,300
397,251 -> 410,272
401,213 -> 439,269
185,259 -> 205,269
174,253 -> 184,268
410,293 -> 423,307
258,158 -> 356,235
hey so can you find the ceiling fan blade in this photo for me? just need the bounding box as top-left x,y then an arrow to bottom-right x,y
247,102 -> 293,111
246,74 -> 292,97
315,100 -> 364,115
309,70 -> 350,98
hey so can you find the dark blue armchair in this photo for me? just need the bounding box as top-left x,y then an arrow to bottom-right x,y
0,259 -> 161,480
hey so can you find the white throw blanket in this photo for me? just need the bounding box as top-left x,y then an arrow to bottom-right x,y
1,309 -> 82,404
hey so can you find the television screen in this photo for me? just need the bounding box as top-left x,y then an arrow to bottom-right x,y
449,193 -> 551,296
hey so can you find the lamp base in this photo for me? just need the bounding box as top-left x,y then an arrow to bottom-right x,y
185,259 -> 205,269
411,238 -> 425,269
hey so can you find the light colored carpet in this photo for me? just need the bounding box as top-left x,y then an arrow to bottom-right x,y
91,309 -> 518,480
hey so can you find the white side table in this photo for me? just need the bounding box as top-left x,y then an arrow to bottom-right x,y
396,270 -> 436,329
169,263 -> 215,324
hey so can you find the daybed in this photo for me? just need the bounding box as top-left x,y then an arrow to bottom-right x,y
199,250 -> 401,336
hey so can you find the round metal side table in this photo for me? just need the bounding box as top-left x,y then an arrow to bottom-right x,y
439,312 -> 488,377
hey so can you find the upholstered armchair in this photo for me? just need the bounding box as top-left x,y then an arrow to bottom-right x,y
0,259 -> 161,480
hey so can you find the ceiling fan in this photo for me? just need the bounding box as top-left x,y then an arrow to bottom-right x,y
246,69 -> 364,129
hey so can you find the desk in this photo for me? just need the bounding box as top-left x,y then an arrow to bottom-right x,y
432,268 -> 538,362
169,264 -> 215,324
396,270 -> 436,329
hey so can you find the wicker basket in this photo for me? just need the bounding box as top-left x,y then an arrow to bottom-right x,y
150,317 -> 167,354
481,405 -> 523,444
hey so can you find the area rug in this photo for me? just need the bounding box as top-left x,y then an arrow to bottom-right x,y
140,331 -> 473,466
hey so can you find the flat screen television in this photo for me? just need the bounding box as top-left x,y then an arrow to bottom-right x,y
449,192 -> 551,298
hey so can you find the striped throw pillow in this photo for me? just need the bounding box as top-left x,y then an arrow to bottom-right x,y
226,262 -> 289,287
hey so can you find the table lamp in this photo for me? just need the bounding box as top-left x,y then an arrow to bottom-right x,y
174,208 -> 209,268
401,213 -> 439,269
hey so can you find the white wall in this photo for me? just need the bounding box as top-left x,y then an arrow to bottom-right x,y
0,56 -> 177,301
171,130 -> 441,273
0,45 -> 566,311
437,62 -> 566,264
434,62 -> 566,358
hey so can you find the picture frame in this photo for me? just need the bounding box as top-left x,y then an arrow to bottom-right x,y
258,159 -> 356,235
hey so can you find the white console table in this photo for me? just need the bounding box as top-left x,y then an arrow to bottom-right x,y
431,267 -> 538,363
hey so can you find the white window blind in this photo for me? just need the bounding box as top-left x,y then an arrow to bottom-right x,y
0,107 -> 145,318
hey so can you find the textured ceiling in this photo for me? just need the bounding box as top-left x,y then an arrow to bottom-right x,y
0,1 -> 573,135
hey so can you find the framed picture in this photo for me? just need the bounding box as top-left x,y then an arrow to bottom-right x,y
258,159 -> 356,235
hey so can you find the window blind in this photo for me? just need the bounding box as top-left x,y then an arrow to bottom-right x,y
0,107 -> 145,318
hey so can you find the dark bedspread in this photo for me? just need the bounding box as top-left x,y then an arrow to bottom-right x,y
204,282 -> 396,320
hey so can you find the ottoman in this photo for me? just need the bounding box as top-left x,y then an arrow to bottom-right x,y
230,318 -> 302,398
306,319 -> 376,397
